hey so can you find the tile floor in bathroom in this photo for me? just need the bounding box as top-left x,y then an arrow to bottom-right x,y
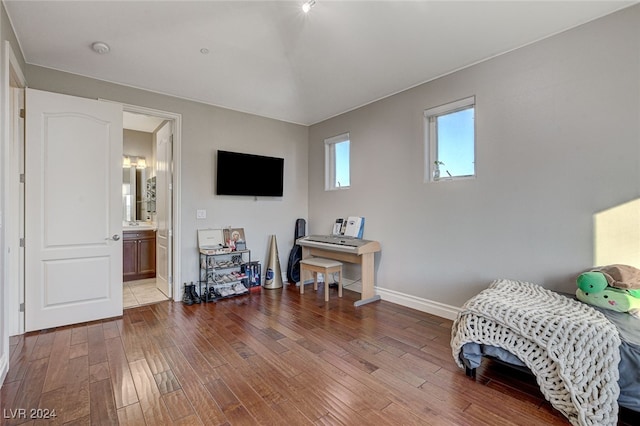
123,278 -> 170,308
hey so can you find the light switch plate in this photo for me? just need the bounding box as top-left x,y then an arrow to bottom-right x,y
196,209 -> 206,219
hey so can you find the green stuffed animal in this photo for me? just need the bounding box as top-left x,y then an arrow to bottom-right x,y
576,287 -> 640,316
577,271 -> 640,298
576,264 -> 640,316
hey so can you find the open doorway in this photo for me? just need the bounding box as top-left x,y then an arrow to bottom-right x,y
122,109 -> 178,308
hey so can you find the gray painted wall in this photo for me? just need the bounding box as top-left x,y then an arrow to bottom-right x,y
123,129 -> 153,162
308,5 -> 640,307
25,65 -> 309,287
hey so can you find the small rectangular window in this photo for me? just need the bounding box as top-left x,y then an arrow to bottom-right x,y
425,96 -> 475,182
325,133 -> 350,190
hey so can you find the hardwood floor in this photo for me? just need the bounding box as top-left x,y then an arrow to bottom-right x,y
2,283 -> 637,425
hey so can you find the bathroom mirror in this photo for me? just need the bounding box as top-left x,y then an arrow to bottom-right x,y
122,155 -> 147,223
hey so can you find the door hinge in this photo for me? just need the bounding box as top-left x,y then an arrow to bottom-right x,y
19,108 -> 25,119
20,173 -> 25,183
19,238 -> 24,247
168,275 -> 173,285
19,303 -> 25,312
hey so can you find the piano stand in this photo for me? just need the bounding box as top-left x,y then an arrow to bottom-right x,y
296,236 -> 382,307
354,294 -> 381,307
329,280 -> 380,306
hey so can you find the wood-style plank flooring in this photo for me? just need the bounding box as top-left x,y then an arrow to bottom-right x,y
2,283 -> 638,425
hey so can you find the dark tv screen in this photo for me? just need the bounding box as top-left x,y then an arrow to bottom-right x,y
216,150 -> 284,197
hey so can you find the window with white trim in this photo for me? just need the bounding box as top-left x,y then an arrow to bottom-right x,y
424,96 -> 475,182
325,133 -> 350,190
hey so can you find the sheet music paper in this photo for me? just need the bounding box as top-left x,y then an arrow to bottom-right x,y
344,216 -> 364,238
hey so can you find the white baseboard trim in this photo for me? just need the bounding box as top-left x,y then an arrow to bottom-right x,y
375,286 -> 461,321
301,277 -> 460,321
343,279 -> 460,320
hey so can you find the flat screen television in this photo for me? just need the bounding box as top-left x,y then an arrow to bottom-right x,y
216,150 -> 284,197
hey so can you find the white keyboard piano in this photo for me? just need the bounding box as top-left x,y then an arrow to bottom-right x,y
296,235 -> 378,253
296,235 -> 381,306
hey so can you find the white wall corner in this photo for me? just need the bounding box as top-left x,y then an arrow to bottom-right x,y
375,286 -> 461,321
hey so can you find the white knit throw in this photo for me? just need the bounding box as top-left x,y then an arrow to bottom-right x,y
451,279 -> 621,426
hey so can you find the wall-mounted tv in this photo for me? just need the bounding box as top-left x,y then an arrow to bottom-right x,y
216,150 -> 284,197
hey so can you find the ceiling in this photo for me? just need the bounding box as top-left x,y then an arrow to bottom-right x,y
4,0 -> 636,125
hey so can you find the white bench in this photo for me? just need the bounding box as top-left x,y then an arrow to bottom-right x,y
299,257 -> 343,302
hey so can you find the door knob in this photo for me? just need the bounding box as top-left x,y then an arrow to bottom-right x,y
111,234 -> 120,241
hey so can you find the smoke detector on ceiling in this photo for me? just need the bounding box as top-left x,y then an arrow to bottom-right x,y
91,42 -> 110,54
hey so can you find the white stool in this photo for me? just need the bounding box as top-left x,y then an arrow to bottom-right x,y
299,257 -> 343,302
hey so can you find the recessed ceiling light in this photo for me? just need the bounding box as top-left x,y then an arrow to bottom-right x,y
91,41 -> 110,54
200,48 -> 210,54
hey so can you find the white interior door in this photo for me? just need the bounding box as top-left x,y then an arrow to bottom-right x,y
155,121 -> 172,297
25,88 -> 123,332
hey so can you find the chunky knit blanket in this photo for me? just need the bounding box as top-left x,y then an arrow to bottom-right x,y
451,279 -> 621,426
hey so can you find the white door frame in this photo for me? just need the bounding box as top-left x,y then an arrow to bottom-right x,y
2,41 -> 26,350
119,103 -> 181,300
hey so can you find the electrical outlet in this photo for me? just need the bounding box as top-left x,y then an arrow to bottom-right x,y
196,209 -> 206,219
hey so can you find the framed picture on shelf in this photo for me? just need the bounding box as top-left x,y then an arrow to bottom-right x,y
224,227 -> 246,249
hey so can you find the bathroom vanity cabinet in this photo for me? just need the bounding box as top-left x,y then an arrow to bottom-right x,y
123,229 -> 156,281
